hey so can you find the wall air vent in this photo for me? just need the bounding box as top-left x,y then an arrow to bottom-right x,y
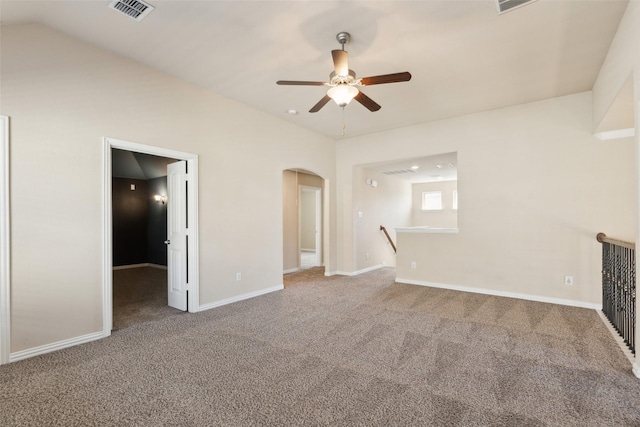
109,0 -> 154,22
436,163 -> 455,169
496,0 -> 538,14
382,169 -> 416,176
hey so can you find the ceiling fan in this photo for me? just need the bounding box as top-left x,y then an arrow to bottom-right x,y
276,32 -> 412,113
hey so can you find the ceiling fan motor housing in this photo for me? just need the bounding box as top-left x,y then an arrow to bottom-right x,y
336,31 -> 351,46
330,70 -> 357,86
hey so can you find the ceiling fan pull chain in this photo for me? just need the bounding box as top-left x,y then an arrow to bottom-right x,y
341,107 -> 346,136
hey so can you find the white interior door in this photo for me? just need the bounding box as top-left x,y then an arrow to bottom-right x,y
167,160 -> 188,311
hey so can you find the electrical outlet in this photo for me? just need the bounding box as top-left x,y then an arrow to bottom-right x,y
236,272 -> 241,281
411,261 -> 417,269
564,276 -> 573,286
366,252 -> 370,260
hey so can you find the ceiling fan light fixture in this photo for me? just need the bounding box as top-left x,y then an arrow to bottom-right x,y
276,31 -> 410,116
327,84 -> 359,107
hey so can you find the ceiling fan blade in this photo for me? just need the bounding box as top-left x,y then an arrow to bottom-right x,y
354,91 -> 381,112
309,95 -> 332,113
331,50 -> 349,77
360,72 -> 412,86
276,80 -> 326,86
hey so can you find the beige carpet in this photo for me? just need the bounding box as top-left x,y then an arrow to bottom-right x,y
1,267 -> 639,426
113,267 -> 183,330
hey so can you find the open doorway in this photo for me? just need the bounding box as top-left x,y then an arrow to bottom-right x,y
103,138 -> 199,337
111,149 -> 180,329
283,169 -> 324,274
299,186 -> 322,269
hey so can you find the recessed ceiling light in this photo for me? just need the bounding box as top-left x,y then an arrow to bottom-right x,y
410,165 -> 420,170
287,109 -> 298,115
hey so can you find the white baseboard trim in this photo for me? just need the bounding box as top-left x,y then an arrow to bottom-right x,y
9,331 -> 105,363
594,128 -> 635,141
396,278 -> 602,310
352,264 -> 385,276
633,363 -> 640,379
335,271 -> 356,276
325,266 -> 384,277
332,264 -> 385,277
198,285 -> 284,312
113,263 -> 167,271
283,268 -> 300,274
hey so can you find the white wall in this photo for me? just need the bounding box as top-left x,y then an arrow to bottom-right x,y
1,24 -> 336,353
338,92 -> 634,305
592,1 -> 639,133
351,166 -> 412,271
4,3 -> 639,359
0,116 -> 10,364
592,1 -> 640,373
300,189 -> 317,251
282,170 -> 298,272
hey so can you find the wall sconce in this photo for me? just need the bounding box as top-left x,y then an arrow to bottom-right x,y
154,195 -> 167,205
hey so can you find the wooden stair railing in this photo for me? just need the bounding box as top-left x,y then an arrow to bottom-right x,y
380,225 -> 397,254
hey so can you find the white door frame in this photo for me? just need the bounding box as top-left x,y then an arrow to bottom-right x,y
0,116 -> 10,364
299,185 -> 322,267
103,137 -> 199,336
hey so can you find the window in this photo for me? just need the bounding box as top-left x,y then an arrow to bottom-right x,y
452,190 -> 458,210
421,191 -> 442,211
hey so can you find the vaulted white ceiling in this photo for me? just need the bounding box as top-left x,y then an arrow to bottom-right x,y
0,0 -> 629,140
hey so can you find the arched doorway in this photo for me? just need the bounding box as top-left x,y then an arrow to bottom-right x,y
283,169 -> 324,274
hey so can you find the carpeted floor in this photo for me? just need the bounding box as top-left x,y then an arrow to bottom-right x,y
2,267 -> 639,426
112,267 -> 184,330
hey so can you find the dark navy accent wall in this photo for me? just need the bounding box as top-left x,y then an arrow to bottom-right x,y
112,178 -> 148,266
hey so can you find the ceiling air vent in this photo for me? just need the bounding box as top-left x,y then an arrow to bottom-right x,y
382,169 -> 416,176
109,0 -> 154,22
496,0 -> 538,14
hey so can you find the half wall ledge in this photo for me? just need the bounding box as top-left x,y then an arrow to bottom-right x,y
395,227 -> 459,234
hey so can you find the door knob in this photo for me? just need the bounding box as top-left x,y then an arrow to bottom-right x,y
164,240 -> 170,245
